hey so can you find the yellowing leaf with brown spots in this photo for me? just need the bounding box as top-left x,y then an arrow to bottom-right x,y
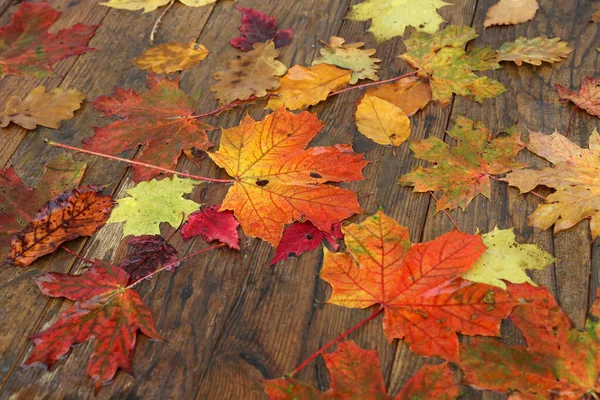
320,209 -> 517,361
266,64 -> 351,110
135,42 -> 209,74
208,108 -> 367,246
365,76 -> 432,116
211,41 -> 287,105
354,94 -> 410,147
100,0 -> 216,13
497,36 -> 572,66
484,0 -> 539,28
312,36 -> 380,84
0,86 -> 84,130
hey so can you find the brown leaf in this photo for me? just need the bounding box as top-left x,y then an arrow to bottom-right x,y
0,86 -> 84,130
484,0 -> 539,28
211,41 -> 287,105
365,76 -> 432,116
134,42 -> 209,74
9,185 -> 114,267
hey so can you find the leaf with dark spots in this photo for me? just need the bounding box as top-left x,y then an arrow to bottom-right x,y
230,7 -> 293,52
9,185 -> 114,267
181,205 -> 240,250
270,221 -> 343,265
23,260 -> 162,390
255,179 -> 270,187
118,235 -> 179,283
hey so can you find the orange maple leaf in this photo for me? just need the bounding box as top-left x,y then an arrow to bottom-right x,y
320,209 -> 518,360
208,107 -> 367,246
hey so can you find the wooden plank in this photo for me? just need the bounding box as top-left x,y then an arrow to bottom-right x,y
0,1 -> 218,396
195,1 -> 479,399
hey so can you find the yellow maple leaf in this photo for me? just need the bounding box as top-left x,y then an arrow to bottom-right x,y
497,36 -> 572,66
134,42 -> 209,74
100,0 -> 217,13
484,0 -> 539,28
0,86 -> 84,130
312,37 -> 380,84
354,94 -> 410,146
266,64 -> 351,110
211,41 -> 287,105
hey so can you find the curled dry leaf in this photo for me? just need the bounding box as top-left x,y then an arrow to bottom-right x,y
266,64 -> 351,110
108,176 -> 203,238
84,74 -> 212,183
230,6 -> 293,52
119,235 -> 179,283
23,261 -> 162,390
0,2 -> 97,78
400,116 -> 525,211
9,185 -> 114,267
365,76 -> 432,116
484,0 -> 539,28
505,130 -> 600,239
497,36 -> 573,66
181,205 -> 240,250
134,42 -> 209,74
320,209 -> 517,360
100,0 -> 217,13
211,41 -> 287,105
0,86 -> 85,130
312,36 -> 380,84
270,221 -> 342,265
555,76 -> 600,118
347,0 -> 451,43
208,108 -> 367,246
355,93 -> 411,147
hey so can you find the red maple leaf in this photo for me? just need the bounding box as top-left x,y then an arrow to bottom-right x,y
118,235 -> 179,283
84,74 -> 212,182
270,221 -> 343,265
181,204 -> 240,249
23,261 -> 162,389
230,6 -> 293,52
0,2 -> 97,78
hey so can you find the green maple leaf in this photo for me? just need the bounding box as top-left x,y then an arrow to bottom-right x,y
347,0 -> 451,43
108,176 -> 202,237
462,227 -> 555,290
399,26 -> 505,105
399,116 -> 525,211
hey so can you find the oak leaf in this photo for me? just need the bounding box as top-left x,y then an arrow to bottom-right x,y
347,0 -> 451,43
181,204 -> 240,250
365,76 -> 432,116
108,176 -> 202,238
484,0 -> 539,28
9,186 -> 113,267
355,94 -> 410,147
266,64 -> 351,110
211,41 -> 287,105
84,74 -> 212,183
462,227 -> 554,290
458,284 -> 600,399
0,87 -> 84,130
400,116 -> 525,211
23,260 -> 162,390
497,36 -> 572,66
504,129 -> 600,239
0,2 -> 97,78
119,235 -> 179,283
100,0 -> 216,13
208,108 -> 367,246
399,26 -> 505,105
555,76 -> 600,118
270,221 -> 342,265
134,42 -> 209,74
230,6 -> 293,52
312,37 -> 380,84
320,209 -> 517,360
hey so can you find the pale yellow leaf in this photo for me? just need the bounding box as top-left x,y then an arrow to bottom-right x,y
484,0 -> 539,28
355,94 -> 410,146
100,0 -> 217,13
135,42 -> 208,74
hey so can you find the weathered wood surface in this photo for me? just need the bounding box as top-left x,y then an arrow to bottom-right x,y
0,0 -> 597,399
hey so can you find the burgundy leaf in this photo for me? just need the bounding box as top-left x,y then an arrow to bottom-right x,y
118,235 -> 179,283
230,7 -> 293,52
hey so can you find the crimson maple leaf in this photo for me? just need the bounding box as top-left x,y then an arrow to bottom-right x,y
23,261 -> 162,389
0,2 -> 97,78
270,221 -> 342,265
181,204 -> 240,249
84,74 -> 212,182
230,7 -> 293,52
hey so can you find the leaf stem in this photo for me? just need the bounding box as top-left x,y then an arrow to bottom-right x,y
150,0 -> 175,44
126,243 -> 226,288
429,192 -> 462,232
60,245 -> 93,264
189,94 -> 276,120
289,306 -> 383,377
328,71 -> 418,97
45,140 -> 234,184
565,107 -> 576,137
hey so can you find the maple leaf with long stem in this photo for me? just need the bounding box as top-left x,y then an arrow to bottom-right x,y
0,2 -> 97,78
84,74 -> 212,183
400,116 -> 525,211
208,107 -> 367,247
320,209 -> 517,360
